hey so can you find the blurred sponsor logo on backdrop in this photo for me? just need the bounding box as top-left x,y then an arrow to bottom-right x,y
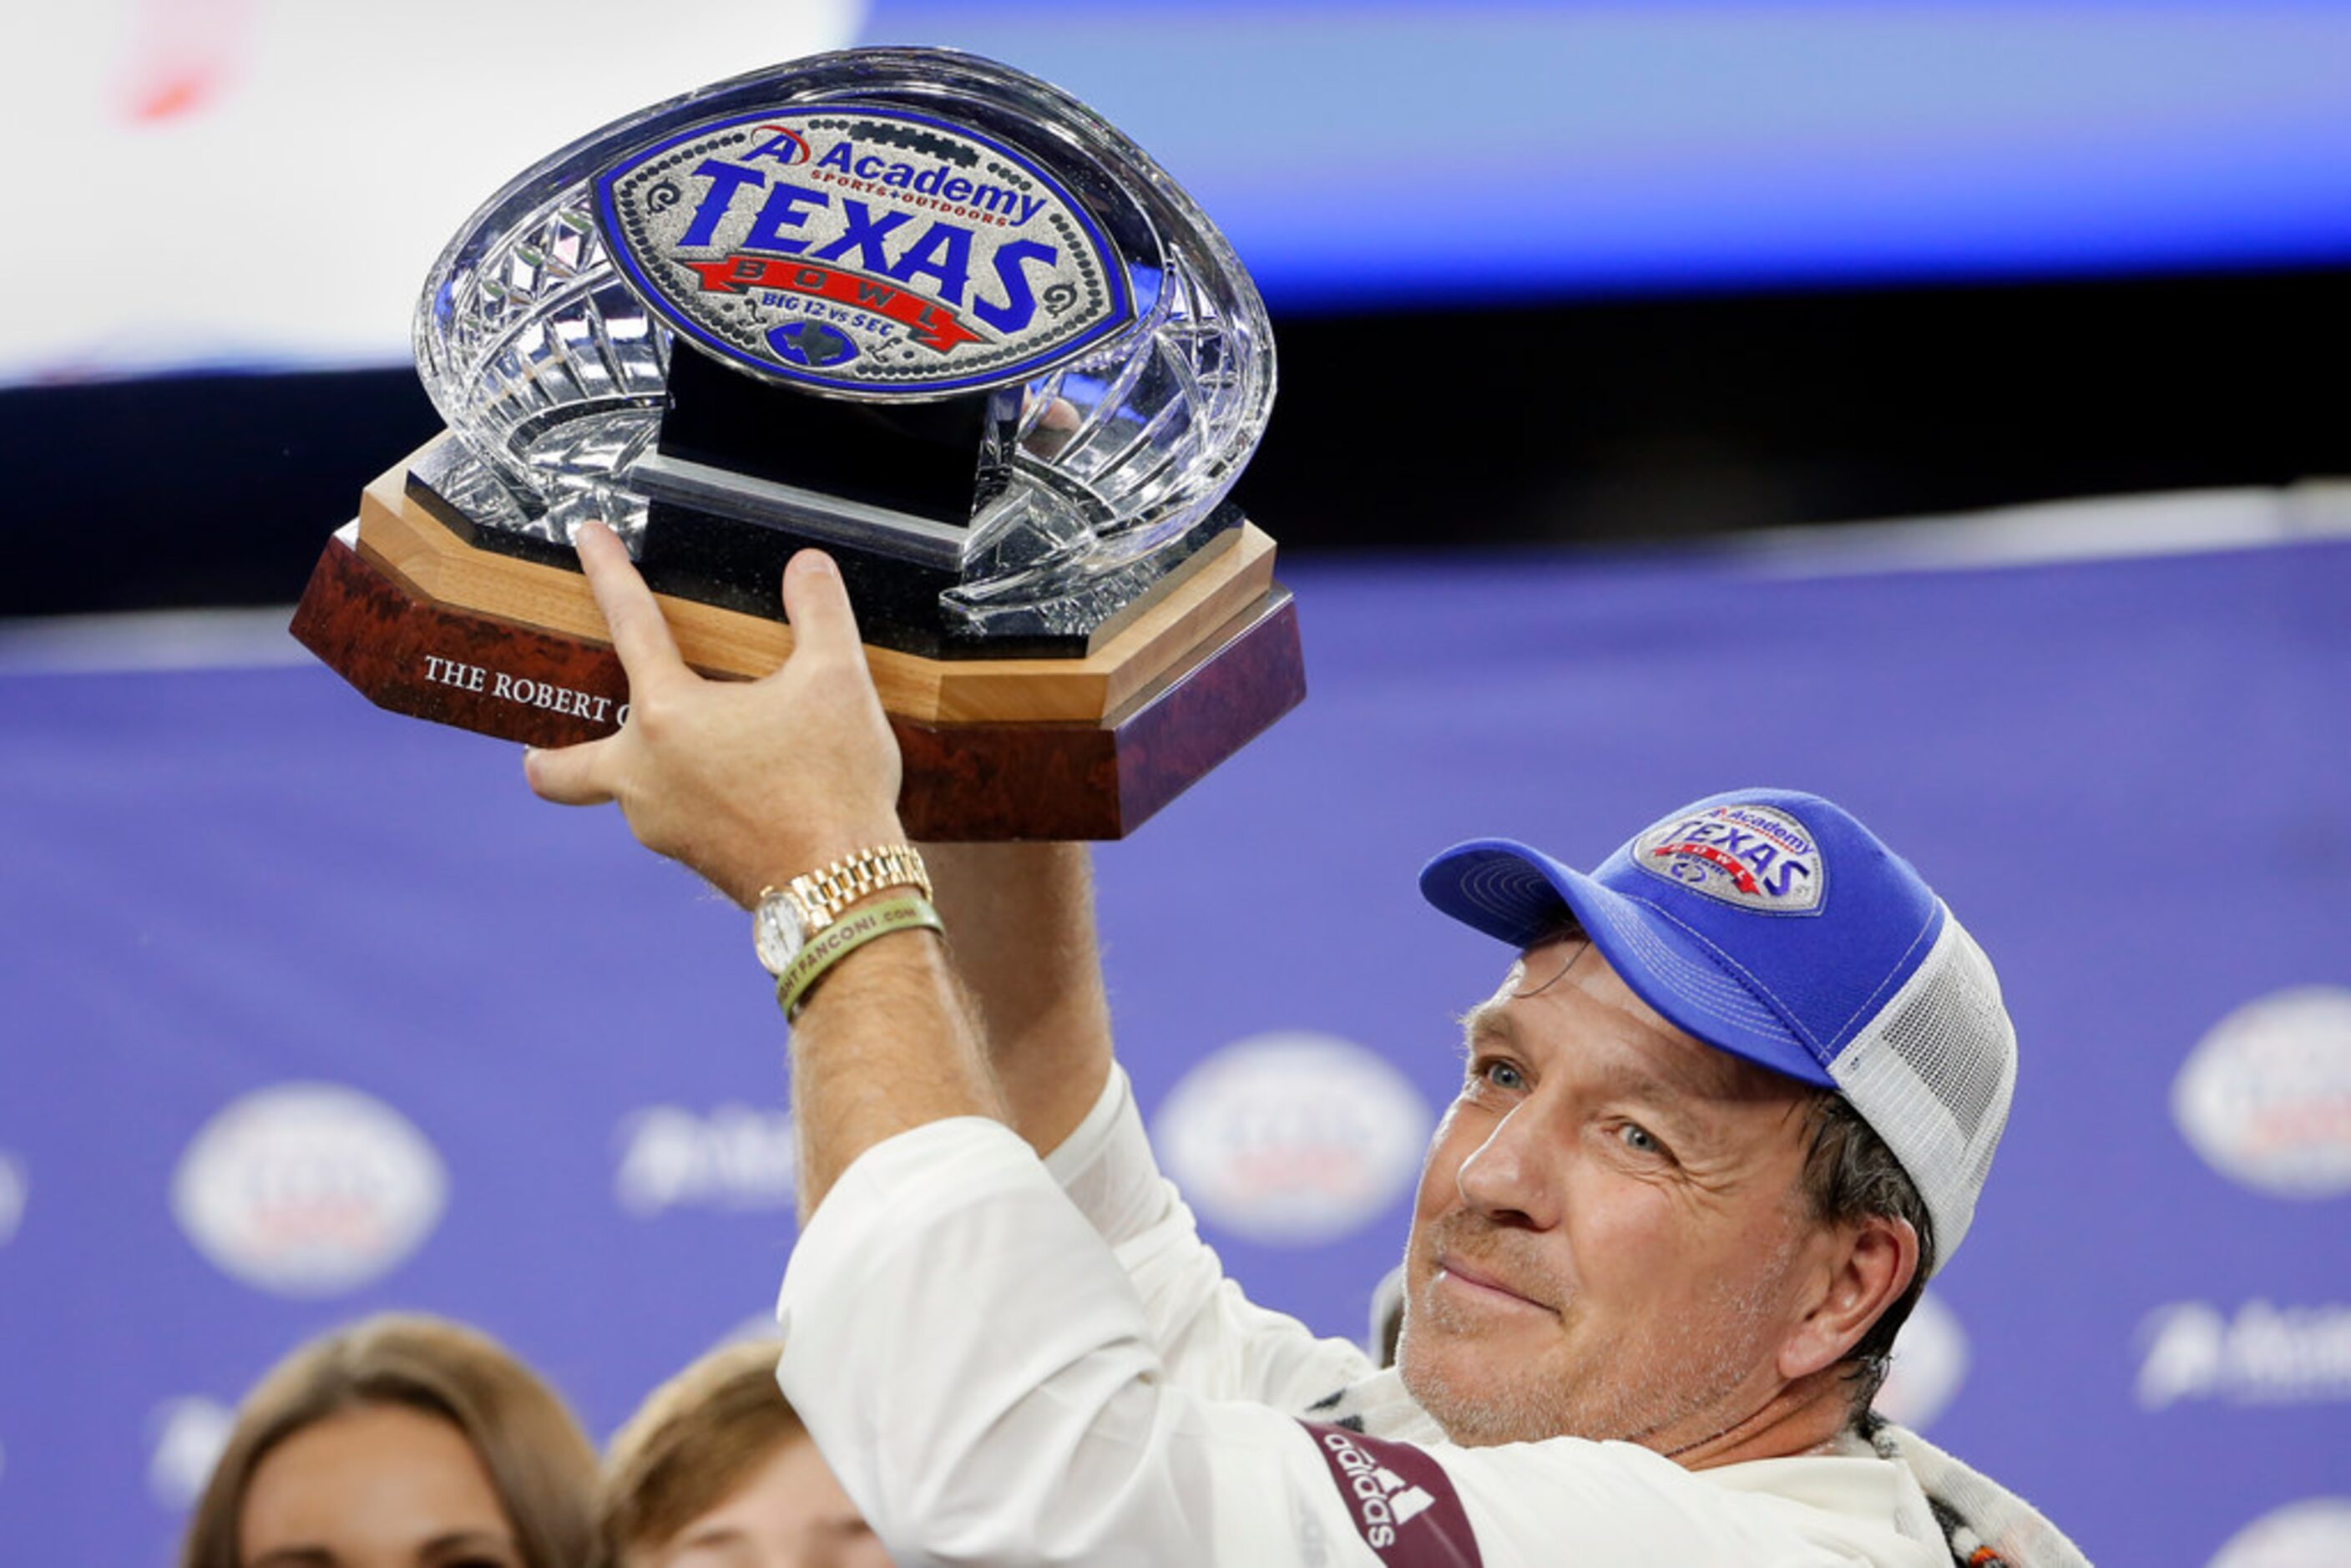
2208,1498 -> 2351,1568
2138,1300 -> 2351,1410
2173,987 -> 2351,1198
172,1083 -> 447,1296
614,1103 -> 797,1216
3,0 -> 863,382
1151,1032 -> 1432,1247
1875,1290 -> 1969,1432
0,1151 -> 24,1245
148,1395 -> 235,1509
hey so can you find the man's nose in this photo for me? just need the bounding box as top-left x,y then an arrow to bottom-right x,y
1454,1103 -> 1560,1228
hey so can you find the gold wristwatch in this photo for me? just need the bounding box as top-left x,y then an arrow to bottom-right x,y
752,844 -> 933,975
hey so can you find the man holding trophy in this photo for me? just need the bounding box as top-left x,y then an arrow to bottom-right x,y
298,48 -> 2085,1568
528,521 -> 2083,1566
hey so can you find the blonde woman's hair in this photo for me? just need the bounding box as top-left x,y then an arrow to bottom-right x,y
601,1337 -> 804,1564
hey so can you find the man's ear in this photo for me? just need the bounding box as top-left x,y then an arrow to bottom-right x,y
1777,1214 -> 1919,1383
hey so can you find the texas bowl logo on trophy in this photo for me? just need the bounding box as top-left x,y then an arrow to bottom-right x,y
598,107 -> 1133,391
291,48 -> 1297,839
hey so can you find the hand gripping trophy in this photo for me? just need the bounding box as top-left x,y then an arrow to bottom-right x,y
292,48 -> 1298,838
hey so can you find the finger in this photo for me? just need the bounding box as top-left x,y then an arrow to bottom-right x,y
1019,394 -> 1083,458
523,741 -> 616,807
780,550 -> 866,665
575,523 -> 684,684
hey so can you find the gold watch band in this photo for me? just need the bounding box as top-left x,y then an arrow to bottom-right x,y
775,843 -> 933,933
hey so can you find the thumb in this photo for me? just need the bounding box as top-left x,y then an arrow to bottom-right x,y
781,550 -> 865,665
524,741 -> 615,807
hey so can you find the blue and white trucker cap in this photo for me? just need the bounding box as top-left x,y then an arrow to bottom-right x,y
1420,788 -> 2015,1268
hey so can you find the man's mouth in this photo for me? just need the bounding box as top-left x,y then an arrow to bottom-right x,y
1433,1253 -> 1552,1315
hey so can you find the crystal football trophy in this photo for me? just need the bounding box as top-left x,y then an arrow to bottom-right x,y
291,48 -> 1300,839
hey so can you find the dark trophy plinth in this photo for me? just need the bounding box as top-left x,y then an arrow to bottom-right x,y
291,48 -> 1298,840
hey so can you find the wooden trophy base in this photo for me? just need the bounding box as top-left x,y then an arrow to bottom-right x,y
290,444 -> 1306,840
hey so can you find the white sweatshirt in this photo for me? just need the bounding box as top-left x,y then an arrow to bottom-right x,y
775,1068 -> 1954,1566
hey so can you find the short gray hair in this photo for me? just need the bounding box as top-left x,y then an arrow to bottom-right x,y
1797,1091 -> 1937,1425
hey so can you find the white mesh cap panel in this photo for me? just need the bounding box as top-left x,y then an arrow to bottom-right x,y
1826,907 -> 2016,1267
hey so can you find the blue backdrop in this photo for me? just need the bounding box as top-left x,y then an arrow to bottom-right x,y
3,521 -> 2348,1562
865,3 -> 2351,309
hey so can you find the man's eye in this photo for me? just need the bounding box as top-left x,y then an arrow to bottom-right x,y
1474,1060 -> 1526,1093
1619,1121 -> 1664,1156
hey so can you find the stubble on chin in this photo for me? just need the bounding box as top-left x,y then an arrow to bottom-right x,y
1398,1329 -> 1544,1446
1396,1232 -> 1798,1450
1396,1269 -> 1582,1447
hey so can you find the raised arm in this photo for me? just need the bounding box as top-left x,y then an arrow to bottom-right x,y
526,531 -> 1377,1531
921,841 -> 1114,1156
523,526 -> 1003,1215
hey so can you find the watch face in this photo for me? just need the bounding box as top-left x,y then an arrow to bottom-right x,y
754,894 -> 809,974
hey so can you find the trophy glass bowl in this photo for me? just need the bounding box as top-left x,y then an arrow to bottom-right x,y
293,48 -> 1302,839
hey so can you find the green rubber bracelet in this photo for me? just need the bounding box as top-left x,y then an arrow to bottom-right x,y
775,892 -> 943,1021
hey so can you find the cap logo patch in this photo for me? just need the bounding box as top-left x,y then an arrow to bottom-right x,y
1632,803 -> 1825,914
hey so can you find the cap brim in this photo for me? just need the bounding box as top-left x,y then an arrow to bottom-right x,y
1419,839 -> 1834,1089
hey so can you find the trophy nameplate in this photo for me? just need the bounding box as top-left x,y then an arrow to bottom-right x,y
291,48 -> 1299,839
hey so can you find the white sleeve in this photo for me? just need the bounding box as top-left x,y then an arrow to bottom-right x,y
1038,1066 -> 1376,1411
774,1120 -> 1831,1568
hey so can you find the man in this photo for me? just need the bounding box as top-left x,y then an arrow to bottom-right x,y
528,529 -> 2087,1565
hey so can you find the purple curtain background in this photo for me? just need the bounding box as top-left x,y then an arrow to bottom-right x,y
4,531 -> 2346,1563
